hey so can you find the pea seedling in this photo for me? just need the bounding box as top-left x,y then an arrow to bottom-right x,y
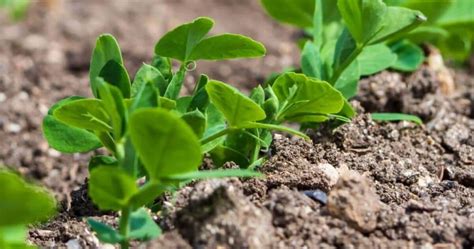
0,169 -> 56,249
42,17 -> 266,248
261,0 -> 427,123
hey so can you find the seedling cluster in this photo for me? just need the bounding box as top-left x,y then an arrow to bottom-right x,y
8,0 -> 462,248
41,15 -> 352,247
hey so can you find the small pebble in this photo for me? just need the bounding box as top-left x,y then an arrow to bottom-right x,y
48,149 -> 61,158
302,189 -> 328,205
66,239 -> 81,249
6,123 -> 22,133
0,92 -> 6,102
318,163 -> 339,187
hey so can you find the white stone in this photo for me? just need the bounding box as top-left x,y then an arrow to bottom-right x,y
318,163 -> 340,187
6,123 -> 21,133
417,175 -> 434,188
66,239 -> 81,249
0,92 -> 6,102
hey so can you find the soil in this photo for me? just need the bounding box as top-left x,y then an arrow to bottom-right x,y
0,1 -> 473,249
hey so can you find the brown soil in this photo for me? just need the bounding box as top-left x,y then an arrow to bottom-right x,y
1,1 -> 473,249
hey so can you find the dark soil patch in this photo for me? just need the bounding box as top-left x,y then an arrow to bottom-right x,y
0,1 -> 473,249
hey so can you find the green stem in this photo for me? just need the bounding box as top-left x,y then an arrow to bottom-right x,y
329,45 -> 363,85
250,130 -> 261,164
119,207 -> 131,249
239,122 -> 309,140
200,127 -> 233,145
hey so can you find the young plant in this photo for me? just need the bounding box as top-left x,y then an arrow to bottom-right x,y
0,169 -> 56,249
261,0 -> 427,123
201,72 -> 346,167
0,0 -> 29,21
387,0 -> 474,63
42,17 -> 267,248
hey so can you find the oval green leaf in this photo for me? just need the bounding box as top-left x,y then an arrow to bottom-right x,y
53,99 -> 111,132
0,170 -> 56,226
43,97 -> 102,153
129,109 -> 202,180
90,34 -> 124,98
154,17 -> 214,62
89,166 -> 138,211
206,80 -> 266,127
260,0 -> 315,28
188,34 -> 266,61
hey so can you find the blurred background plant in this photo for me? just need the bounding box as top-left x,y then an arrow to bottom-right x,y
0,0 -> 29,21
0,168 -> 56,249
261,0 -> 474,69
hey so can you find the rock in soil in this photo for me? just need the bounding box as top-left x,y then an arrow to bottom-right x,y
173,179 -> 274,249
327,169 -> 381,233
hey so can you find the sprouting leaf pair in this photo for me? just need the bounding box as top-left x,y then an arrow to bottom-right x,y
0,170 -> 56,249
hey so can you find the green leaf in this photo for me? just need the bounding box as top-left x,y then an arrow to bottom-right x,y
437,0 -> 474,28
201,105 -> 226,153
88,155 -> 118,172
338,99 -> 357,119
334,60 -> 360,99
150,55 -> 172,80
54,98 -> 111,132
129,109 -> 202,180
130,75 -> 160,113
272,73 -> 345,121
0,170 -> 56,226
338,0 -> 386,44
128,182 -> 169,210
404,26 -> 449,44
163,66 -> 186,100
159,97 -> 177,110
97,80 -> 127,140
250,85 -> 265,106
43,97 -> 101,153
371,112 -> 422,125
301,41 -> 323,79
210,145 -> 250,168
90,34 -> 124,98
332,28 -> 357,71
154,17 -> 214,62
128,208 -> 161,241
206,80 -> 266,127
260,0 -> 315,28
87,219 -> 123,244
89,166 -> 138,211
131,64 -> 167,98
370,6 -> 426,44
95,131 -> 116,153
98,60 -> 131,98
188,74 -> 210,112
390,40 -> 424,72
0,225 -> 28,247
398,0 -> 453,24
181,110 -> 207,138
357,44 -> 397,75
188,34 -> 266,61
165,169 -> 262,180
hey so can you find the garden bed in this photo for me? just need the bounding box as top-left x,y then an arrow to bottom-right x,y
0,0 -> 472,248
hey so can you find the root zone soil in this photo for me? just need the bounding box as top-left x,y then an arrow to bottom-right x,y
1,1 -> 473,248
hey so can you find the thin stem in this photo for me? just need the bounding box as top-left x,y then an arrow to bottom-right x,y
250,130 -> 261,164
119,207 -> 131,249
329,45 -> 363,85
239,122 -> 309,140
200,127 -> 233,145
